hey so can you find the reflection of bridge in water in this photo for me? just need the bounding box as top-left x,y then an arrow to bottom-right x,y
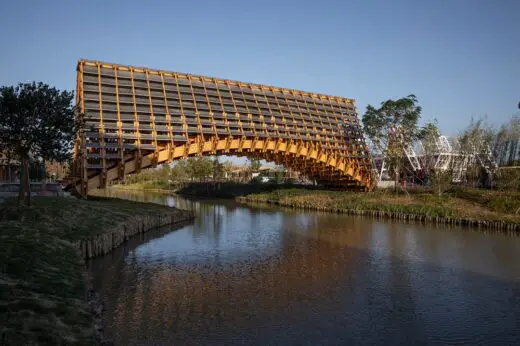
69,60 -> 374,195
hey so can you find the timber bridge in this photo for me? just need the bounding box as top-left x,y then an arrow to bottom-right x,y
69,60 -> 374,195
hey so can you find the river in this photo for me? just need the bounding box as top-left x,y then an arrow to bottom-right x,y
88,189 -> 520,345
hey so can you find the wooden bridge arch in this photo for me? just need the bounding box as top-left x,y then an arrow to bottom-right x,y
69,60 -> 374,194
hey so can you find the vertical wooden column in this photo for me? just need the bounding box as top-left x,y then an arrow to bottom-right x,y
129,68 -> 142,174
160,72 -> 174,160
113,66 -> 125,181
200,77 -> 217,154
290,90 -> 309,138
324,96 -> 339,175
308,94 -> 328,180
96,62 -> 107,188
187,75 -> 203,154
226,81 -> 245,151
145,70 -> 159,165
280,89 -> 302,158
173,74 -> 188,153
213,79 -> 227,144
270,87 -> 291,168
74,61 -> 88,196
299,91 -> 317,142
79,64 -> 88,195
238,83 -> 255,147
72,65 -> 81,179
329,97 -> 350,178
293,91 -> 312,174
248,85 -> 266,155
259,86 -> 279,153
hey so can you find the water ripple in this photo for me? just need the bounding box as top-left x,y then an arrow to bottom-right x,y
88,191 -> 520,345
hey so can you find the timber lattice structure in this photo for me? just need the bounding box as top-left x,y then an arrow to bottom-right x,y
69,60 -> 374,194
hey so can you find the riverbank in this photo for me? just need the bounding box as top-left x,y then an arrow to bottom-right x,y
116,181 -> 283,198
0,196 -> 194,345
114,183 -> 520,230
237,188 -> 520,231
112,183 -> 179,194
115,181 -> 319,198
177,182 -> 317,198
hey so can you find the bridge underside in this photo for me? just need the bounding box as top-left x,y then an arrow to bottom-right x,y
70,60 -> 374,194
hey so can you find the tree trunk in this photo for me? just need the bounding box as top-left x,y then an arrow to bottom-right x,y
17,156 -> 30,207
17,159 -> 25,208
395,170 -> 398,197
394,158 -> 400,198
6,152 -> 12,182
24,157 -> 31,206
438,174 -> 441,197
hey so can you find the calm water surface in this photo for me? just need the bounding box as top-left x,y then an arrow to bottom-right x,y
88,189 -> 520,345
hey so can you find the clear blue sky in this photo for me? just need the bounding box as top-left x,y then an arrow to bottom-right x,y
1,0 -> 518,136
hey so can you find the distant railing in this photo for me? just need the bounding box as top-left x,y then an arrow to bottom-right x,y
0,181 -> 65,196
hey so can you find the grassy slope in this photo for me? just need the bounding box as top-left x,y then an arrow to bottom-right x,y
117,181 -> 317,198
0,197 -> 185,345
240,188 -> 520,224
114,181 -> 174,191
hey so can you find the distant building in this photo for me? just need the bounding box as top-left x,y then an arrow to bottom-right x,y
0,152 -> 19,182
223,163 -> 311,184
227,165 -> 251,182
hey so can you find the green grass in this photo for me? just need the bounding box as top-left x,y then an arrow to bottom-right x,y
177,182 -> 311,198
117,181 -> 174,191
239,188 -> 520,224
0,196 -> 186,345
0,220 -> 96,344
448,187 -> 520,214
1,196 -> 181,242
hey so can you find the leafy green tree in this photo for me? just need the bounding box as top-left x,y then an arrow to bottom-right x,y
458,117 -> 497,187
170,160 -> 189,182
249,159 -> 261,172
186,157 -> 213,181
0,82 -> 76,206
418,120 -> 440,147
273,169 -> 284,184
417,119 -> 453,196
158,163 -> 171,183
418,119 -> 441,172
212,156 -> 225,180
362,94 -> 422,191
222,160 -> 233,180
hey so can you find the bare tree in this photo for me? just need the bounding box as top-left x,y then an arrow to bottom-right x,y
418,120 -> 453,196
457,117 -> 497,188
494,114 -> 520,166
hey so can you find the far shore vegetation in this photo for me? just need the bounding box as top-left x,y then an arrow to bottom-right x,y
237,187 -> 520,225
